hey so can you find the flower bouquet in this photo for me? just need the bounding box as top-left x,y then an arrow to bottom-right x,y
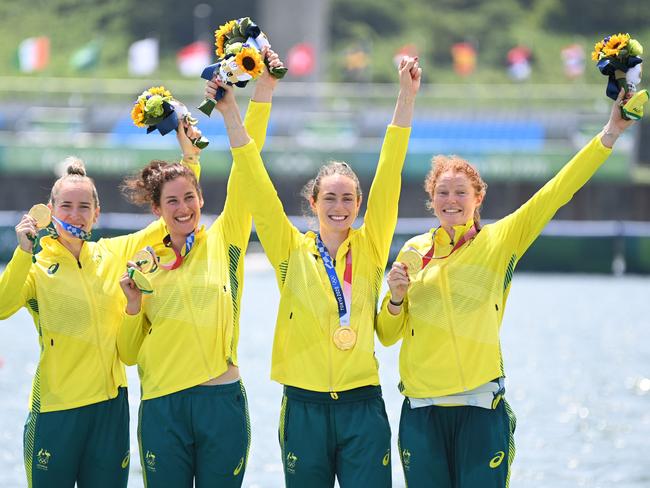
592,33 -> 648,120
198,17 -> 288,116
132,86 -> 209,148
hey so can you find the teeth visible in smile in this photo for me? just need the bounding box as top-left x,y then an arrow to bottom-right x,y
176,215 -> 192,222
443,209 -> 461,213
330,216 -> 346,221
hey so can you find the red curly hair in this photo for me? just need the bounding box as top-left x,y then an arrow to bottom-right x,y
424,155 -> 487,226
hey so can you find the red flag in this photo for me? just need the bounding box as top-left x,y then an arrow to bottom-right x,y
287,43 -> 315,77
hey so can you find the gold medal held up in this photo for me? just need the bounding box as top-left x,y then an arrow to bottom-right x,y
28,204 -> 51,229
332,327 -> 357,350
398,247 -> 423,276
133,247 -> 158,274
129,247 -> 157,294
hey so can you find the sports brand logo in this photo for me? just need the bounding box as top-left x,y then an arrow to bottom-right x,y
489,451 -> 505,468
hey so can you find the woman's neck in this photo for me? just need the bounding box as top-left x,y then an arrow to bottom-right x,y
60,237 -> 83,260
319,228 -> 350,257
170,232 -> 191,253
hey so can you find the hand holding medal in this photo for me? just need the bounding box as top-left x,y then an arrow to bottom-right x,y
16,204 -> 52,262
126,247 -> 157,294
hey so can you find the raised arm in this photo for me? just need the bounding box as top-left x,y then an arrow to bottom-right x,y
495,89 -> 637,258
363,57 -> 420,263
212,48 -> 281,249
214,56 -> 299,274
0,215 -> 38,319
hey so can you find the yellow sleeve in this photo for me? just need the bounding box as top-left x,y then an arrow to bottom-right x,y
376,292 -> 407,346
117,310 -> 149,366
216,100 -> 272,248
231,140 -> 299,273
244,100 -> 271,152
362,125 -> 411,263
494,135 -> 612,257
0,246 -> 34,319
100,218 -> 168,263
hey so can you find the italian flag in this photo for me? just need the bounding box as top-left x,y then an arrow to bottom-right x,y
17,37 -> 50,72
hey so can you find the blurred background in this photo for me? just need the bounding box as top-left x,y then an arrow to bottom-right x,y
1,2 -> 650,487
0,0 -> 649,271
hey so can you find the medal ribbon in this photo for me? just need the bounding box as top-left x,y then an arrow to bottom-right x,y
159,232 -> 195,270
315,234 -> 352,327
421,225 -> 478,268
51,216 -> 92,241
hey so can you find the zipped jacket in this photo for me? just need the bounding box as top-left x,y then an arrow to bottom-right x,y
377,135 -> 612,397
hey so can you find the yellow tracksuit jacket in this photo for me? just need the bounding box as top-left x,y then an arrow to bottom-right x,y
377,135 -> 612,398
231,125 -> 411,393
0,220 -> 173,412
117,101 -> 271,400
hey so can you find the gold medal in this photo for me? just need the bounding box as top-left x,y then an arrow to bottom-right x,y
133,248 -> 157,273
398,248 -> 423,276
128,268 -> 153,294
332,327 -> 357,350
28,204 -> 51,229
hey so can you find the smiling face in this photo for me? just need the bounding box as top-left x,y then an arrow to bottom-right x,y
49,180 -> 99,244
431,170 -> 483,229
310,174 -> 362,235
152,176 -> 204,238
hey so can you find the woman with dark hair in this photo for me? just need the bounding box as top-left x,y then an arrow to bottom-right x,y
0,118 -> 202,488
377,90 -> 639,488
209,56 -> 421,487
117,49 -> 283,488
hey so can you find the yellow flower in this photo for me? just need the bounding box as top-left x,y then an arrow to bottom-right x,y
603,33 -> 630,57
131,101 -> 146,128
591,40 -> 604,61
234,46 -> 264,78
148,86 -> 172,99
215,20 -> 237,57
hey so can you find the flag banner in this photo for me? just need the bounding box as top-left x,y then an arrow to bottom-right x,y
129,38 -> 159,76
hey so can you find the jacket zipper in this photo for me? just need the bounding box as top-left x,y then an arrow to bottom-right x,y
74,251 -> 113,399
439,267 -> 467,391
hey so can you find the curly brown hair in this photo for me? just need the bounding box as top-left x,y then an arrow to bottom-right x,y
424,155 -> 487,226
121,160 -> 201,207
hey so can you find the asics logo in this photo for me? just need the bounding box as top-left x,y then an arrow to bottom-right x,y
121,452 -> 130,469
489,451 -> 505,468
382,451 -> 390,466
233,457 -> 244,476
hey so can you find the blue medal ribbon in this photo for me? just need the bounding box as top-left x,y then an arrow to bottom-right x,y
51,216 -> 92,241
315,234 -> 350,325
